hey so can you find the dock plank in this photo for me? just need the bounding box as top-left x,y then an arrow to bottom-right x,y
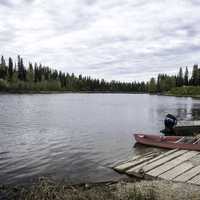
127,149 -> 187,175
174,165 -> 200,182
113,151 -> 157,167
114,155 -> 154,172
112,151 -> 156,168
159,162 -> 193,180
126,149 -> 179,175
129,152 -> 155,161
112,155 -> 142,168
143,150 -> 189,173
147,151 -> 199,177
188,174 -> 200,185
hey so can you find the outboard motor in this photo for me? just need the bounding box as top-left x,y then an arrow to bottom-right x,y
164,114 -> 177,130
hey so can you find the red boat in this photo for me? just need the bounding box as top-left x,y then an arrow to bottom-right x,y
134,133 -> 200,151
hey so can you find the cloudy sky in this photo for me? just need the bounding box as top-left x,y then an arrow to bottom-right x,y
0,0 -> 200,81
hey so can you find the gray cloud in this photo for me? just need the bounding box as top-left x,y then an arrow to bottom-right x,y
1,0 -> 200,81
0,0 -> 12,6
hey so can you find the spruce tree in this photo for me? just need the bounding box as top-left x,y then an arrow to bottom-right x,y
27,62 -> 34,82
8,57 -> 13,80
148,77 -> 157,93
177,67 -> 184,87
34,63 -> 38,82
184,67 -> 189,86
17,55 -> 23,80
191,64 -> 199,86
0,56 -> 7,79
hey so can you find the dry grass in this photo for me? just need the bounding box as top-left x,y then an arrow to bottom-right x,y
1,178 -> 200,200
0,178 -> 155,200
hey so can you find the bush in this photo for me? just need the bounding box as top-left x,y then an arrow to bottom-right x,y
0,79 -> 9,90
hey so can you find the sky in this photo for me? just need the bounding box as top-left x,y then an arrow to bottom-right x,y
1,0 -> 200,82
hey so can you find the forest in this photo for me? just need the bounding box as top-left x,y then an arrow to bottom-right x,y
0,55 -> 199,93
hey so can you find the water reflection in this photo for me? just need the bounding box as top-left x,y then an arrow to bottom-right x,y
190,103 -> 200,120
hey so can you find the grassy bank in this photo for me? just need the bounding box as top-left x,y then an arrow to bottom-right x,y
1,178 -> 200,200
166,86 -> 200,98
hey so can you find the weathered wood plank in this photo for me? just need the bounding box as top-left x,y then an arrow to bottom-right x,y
188,174 -> 200,185
112,155 -> 142,168
128,149 -> 187,175
129,152 -> 156,161
147,151 -> 199,177
159,162 -> 193,180
177,120 -> 200,127
114,155 -> 154,172
143,150 -> 189,173
112,152 -> 156,168
174,165 -> 200,182
126,149 -> 179,175
113,151 -> 157,167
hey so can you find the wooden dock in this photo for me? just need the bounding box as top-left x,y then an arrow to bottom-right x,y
113,149 -> 200,185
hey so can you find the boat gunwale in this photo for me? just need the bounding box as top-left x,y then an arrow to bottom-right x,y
134,133 -> 200,151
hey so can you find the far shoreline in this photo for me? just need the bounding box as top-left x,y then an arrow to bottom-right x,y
0,90 -> 148,95
1,90 -> 200,99
160,93 -> 200,99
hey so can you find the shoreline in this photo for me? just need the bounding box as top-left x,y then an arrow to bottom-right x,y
1,90 -> 200,99
161,93 -> 200,99
0,90 -> 148,95
1,177 -> 200,200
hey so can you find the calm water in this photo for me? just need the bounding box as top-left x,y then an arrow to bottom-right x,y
0,93 -> 200,185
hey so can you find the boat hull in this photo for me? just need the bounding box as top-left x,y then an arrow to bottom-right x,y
134,134 -> 200,151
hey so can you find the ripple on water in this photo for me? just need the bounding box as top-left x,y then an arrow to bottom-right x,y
0,94 -> 199,184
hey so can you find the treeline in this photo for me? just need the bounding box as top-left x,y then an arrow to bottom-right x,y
148,65 -> 200,93
1,55 -> 200,93
0,55 -> 147,92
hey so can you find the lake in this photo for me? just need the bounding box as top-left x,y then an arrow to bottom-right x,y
0,93 -> 200,184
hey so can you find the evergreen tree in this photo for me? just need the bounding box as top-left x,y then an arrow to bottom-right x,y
11,63 -> 18,83
17,56 -> 26,81
177,67 -> 184,86
21,58 -> 26,81
18,55 -> 23,81
27,62 -> 34,82
184,67 -> 189,86
0,56 -> 7,79
157,75 -> 161,92
34,63 -> 38,82
8,57 -> 13,80
191,64 -> 199,86
148,78 -> 157,93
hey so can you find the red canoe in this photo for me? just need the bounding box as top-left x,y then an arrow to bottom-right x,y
134,133 -> 200,151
